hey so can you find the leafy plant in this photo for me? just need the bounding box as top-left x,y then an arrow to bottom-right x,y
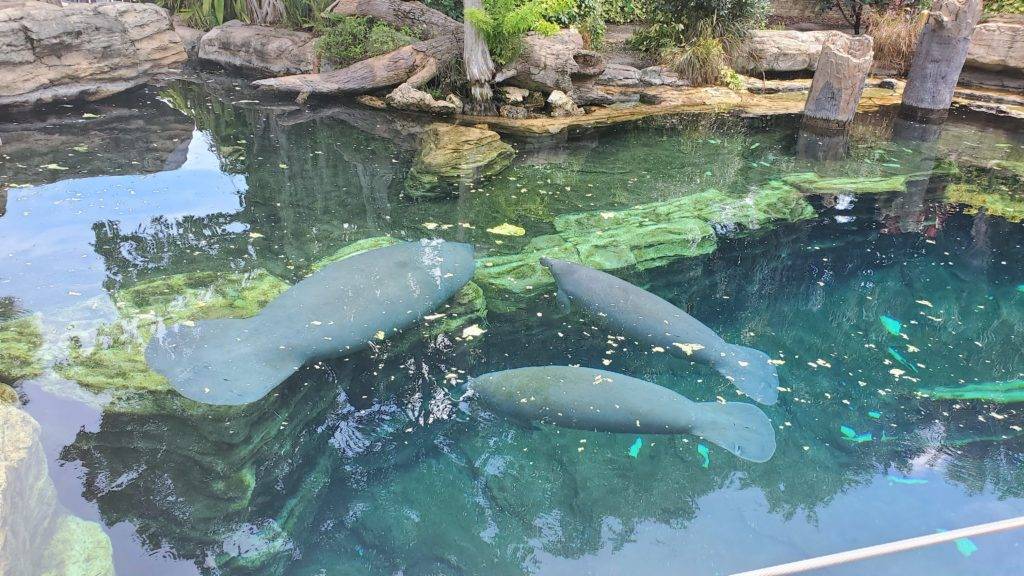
629,0 -> 768,53
602,0 -> 649,23
314,15 -> 419,67
984,0 -> 1024,13
465,0 -> 574,65
662,35 -> 726,85
549,0 -> 606,47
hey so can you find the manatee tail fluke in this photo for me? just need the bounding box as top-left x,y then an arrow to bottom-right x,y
691,401 -> 777,463
145,318 -> 293,406
715,344 -> 780,405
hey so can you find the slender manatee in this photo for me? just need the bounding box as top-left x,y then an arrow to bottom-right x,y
145,240 -> 476,405
540,258 -> 779,405
469,366 -> 776,463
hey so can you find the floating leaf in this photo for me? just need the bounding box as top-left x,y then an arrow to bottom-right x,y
955,538 -> 978,557
81,112 -> 101,118
868,411 -> 881,419
671,342 -> 705,356
72,145 -> 89,153
461,324 -> 486,339
486,223 -> 526,237
880,315 -> 902,336
916,300 -> 933,307
40,163 -> 68,171
628,437 -> 643,458
888,475 -> 928,485
697,443 -> 710,468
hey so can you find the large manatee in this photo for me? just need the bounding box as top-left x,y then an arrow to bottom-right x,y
146,240 -> 476,405
469,366 -> 776,463
540,258 -> 779,405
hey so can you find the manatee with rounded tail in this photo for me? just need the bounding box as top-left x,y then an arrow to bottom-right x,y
469,366 -> 776,463
540,258 -> 779,405
145,240 -> 476,405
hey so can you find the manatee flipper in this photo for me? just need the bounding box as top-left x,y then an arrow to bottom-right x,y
555,288 -> 572,313
145,318 -> 298,405
690,401 -> 776,463
715,345 -> 779,405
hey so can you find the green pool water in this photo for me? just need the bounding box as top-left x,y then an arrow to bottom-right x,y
1,80 -> 1023,575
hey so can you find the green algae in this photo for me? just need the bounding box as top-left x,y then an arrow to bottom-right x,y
945,183 -> 1024,223
59,324 -> 170,393
0,316 -> 44,387
422,281 -> 487,338
917,380 -> 1024,404
782,172 -> 913,195
310,236 -> 401,272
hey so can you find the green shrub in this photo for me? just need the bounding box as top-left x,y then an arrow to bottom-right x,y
602,0 -> 649,23
314,15 -> 419,67
465,0 -> 574,65
550,0 -> 606,47
158,0 -> 249,30
985,0 -> 1024,13
423,0 -> 466,19
629,0 -> 769,53
661,34 -> 726,85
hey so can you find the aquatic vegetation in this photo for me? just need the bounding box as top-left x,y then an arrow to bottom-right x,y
311,236 -> 400,272
59,323 -> 170,393
917,380 -> 1024,404
782,172 -> 914,195
0,316 -> 44,387
945,183 -> 1024,223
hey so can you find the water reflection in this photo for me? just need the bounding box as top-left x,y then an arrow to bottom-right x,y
1,81 -> 1022,575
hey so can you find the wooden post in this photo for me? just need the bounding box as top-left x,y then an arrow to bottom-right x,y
900,0 -> 982,122
796,127 -> 850,162
802,32 -> 874,132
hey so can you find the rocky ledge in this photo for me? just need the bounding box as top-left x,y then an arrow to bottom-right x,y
0,1 -> 186,108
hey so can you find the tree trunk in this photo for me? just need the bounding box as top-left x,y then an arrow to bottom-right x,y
463,0 -> 496,114
802,32 -> 874,132
901,0 -> 983,122
328,0 -> 460,37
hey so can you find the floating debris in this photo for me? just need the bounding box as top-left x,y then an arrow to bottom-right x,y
486,223 -> 526,237
868,411 -> 881,419
880,315 -> 902,336
1018,285 -> 1024,293
461,324 -> 487,339
628,437 -> 643,458
840,426 -> 873,443
697,443 -> 710,468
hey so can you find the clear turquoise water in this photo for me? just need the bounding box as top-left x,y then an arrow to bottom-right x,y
2,81 -> 1023,575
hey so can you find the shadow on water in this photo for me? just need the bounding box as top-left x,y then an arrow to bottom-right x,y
1,79 -> 1023,575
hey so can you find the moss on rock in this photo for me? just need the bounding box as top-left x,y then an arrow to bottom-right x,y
58,323 -> 170,393
475,185 -> 815,305
945,183 -> 1024,222
405,124 -> 515,199
0,316 -> 43,387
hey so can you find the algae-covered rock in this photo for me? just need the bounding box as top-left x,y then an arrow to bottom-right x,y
0,384 -> 17,405
41,515 -> 115,576
918,380 -> 1024,403
405,124 -> 515,198
421,281 -> 487,339
945,183 -> 1024,222
310,236 -> 400,272
58,322 -> 170,393
782,172 -> 913,195
0,316 -> 43,387
475,185 -> 815,304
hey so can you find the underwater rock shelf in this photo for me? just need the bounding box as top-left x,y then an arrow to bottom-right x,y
475,184 -> 815,308
918,380 -> 1024,403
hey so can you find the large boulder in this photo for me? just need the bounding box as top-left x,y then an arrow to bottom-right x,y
405,123 -> 514,198
966,15 -> 1024,73
497,29 -> 605,93
597,63 -> 642,87
0,1 -> 186,108
198,20 -> 316,77
731,29 -> 839,74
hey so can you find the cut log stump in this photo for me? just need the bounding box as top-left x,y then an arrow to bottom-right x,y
901,0 -> 983,122
802,32 -> 874,132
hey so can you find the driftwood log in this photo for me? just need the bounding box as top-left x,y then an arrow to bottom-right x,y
901,0 -> 983,122
802,33 -> 874,132
252,0 -> 605,103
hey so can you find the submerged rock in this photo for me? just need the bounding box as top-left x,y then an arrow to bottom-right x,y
0,1 -> 186,107
475,185 -> 815,305
198,20 -> 316,77
405,124 -> 515,198
945,183 -> 1024,222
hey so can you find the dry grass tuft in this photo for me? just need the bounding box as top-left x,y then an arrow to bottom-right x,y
867,8 -> 925,76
